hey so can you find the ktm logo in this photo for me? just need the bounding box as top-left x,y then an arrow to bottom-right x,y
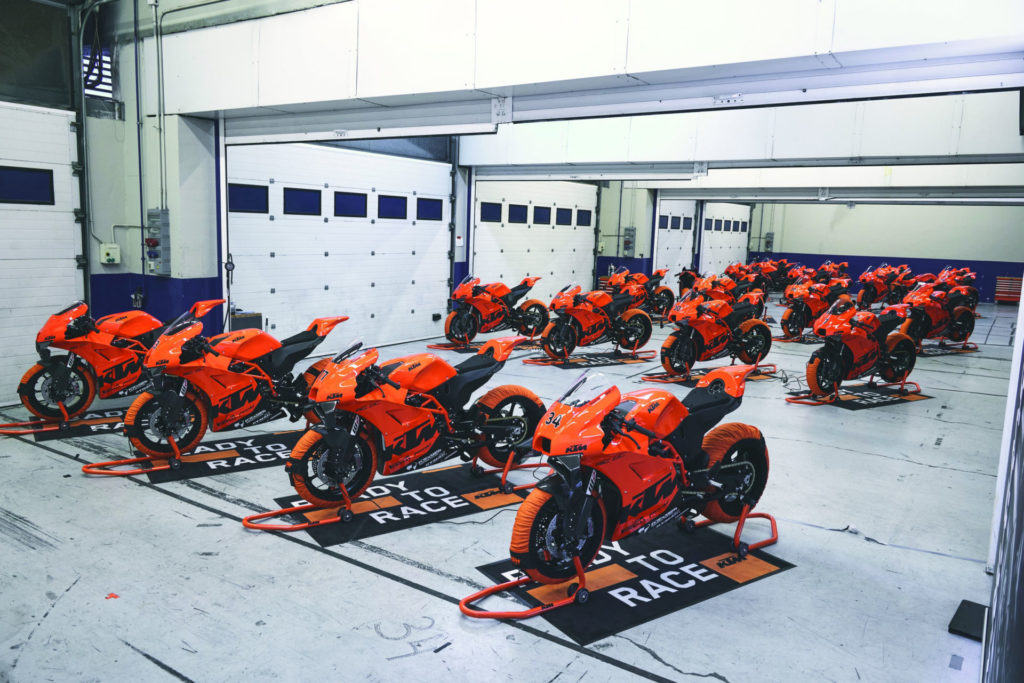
718,555 -> 747,569
114,315 -> 128,321
646,401 -> 660,414
566,443 -> 585,453
391,421 -> 438,455
482,310 -> 502,324
216,385 -> 260,413
622,472 -> 675,518
101,356 -> 142,382
407,362 -> 421,371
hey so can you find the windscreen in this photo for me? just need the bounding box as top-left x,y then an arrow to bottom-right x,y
555,371 -> 612,407
164,310 -> 194,336
332,338 -> 364,363
459,274 -> 475,285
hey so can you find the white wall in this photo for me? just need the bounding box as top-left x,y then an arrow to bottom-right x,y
753,203 -> 1024,263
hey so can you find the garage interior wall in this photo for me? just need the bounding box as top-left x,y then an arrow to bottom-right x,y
596,181 -> 654,282
751,203 -> 1024,300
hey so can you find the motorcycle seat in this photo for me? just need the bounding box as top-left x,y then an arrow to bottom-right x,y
453,353 -> 499,375
605,292 -> 635,317
724,302 -> 758,327
433,354 -> 502,410
262,330 -> 323,377
503,282 -> 532,307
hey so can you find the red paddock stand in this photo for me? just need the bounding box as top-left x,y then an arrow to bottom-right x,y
0,403 -> 71,436
469,451 -> 549,495
459,505 -> 778,621
785,374 -> 922,406
928,337 -> 979,352
81,435 -> 182,476
642,362 -> 778,385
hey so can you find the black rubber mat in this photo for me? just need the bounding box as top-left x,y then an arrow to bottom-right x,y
788,383 -> 931,410
31,407 -> 129,442
272,463 -> 529,546
475,523 -> 794,645
144,430 -> 304,483
523,350 -> 657,369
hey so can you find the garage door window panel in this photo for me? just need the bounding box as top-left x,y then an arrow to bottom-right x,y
228,184 -> 269,213
378,195 -> 408,219
556,208 -> 572,225
0,166 -> 54,205
283,188 -> 321,216
683,217 -> 692,230
577,209 -> 592,226
670,216 -> 681,229
508,204 -> 528,224
480,202 -> 502,222
659,215 -> 668,229
714,219 -> 723,231
417,197 -> 443,221
335,191 -> 368,217
533,206 -> 551,224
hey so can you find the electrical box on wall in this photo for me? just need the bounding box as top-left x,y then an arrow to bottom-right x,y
146,209 -> 170,276
621,226 -> 636,258
99,243 -> 120,265
764,231 -> 775,252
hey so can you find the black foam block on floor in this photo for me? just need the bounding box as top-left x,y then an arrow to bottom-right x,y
948,599 -> 987,642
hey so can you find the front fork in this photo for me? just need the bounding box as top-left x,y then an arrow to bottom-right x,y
540,464 -> 599,548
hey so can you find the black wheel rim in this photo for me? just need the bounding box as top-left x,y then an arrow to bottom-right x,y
483,397 -> 540,460
653,291 -> 673,315
621,317 -> 650,348
817,351 -> 843,391
741,325 -> 769,361
666,334 -> 696,373
520,305 -> 546,335
529,496 -> 604,580
133,396 -> 203,453
715,439 -> 768,518
300,437 -> 373,501
450,311 -> 478,342
27,365 -> 90,416
548,322 -> 575,356
782,309 -> 805,337
886,341 -> 915,376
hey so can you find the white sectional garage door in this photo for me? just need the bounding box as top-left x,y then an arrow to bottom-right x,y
699,202 -> 751,275
473,181 -> 597,303
226,144 -> 452,345
0,102 -> 84,403
654,197 -> 695,274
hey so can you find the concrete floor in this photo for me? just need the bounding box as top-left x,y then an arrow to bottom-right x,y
0,302 -> 1016,682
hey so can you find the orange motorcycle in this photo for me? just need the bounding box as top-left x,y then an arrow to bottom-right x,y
857,263 -> 909,309
660,295 -> 772,377
779,278 -> 850,339
444,275 -> 548,343
540,284 -> 653,359
803,296 -> 916,397
506,367 -> 769,584
17,302 -> 164,420
606,266 -> 675,316
882,282 -> 975,347
123,300 -> 347,459
286,337 -> 545,514
676,268 -> 700,295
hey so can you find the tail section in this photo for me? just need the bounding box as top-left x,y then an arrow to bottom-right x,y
307,316 -> 349,336
478,336 -> 528,361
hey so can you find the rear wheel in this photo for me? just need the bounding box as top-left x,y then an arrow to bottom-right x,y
515,299 -> 549,337
542,320 -> 577,359
736,319 -> 772,364
650,286 -> 675,316
444,309 -> 479,344
18,360 -> 96,420
879,333 -> 917,382
898,317 -> 927,345
806,347 -> 845,396
945,306 -> 975,342
701,423 -> 769,523
617,309 -> 653,350
965,289 -> 979,311
509,488 -> 607,584
288,429 -> 378,508
779,306 -> 806,339
124,391 -> 208,457
473,386 -> 546,468
660,331 -> 698,376
856,288 -> 875,310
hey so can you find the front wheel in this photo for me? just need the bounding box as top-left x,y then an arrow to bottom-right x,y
701,423 -> 769,523
18,360 -> 96,420
735,319 -> 772,364
779,306 -> 807,339
444,309 -> 479,344
472,386 -> 546,468
649,286 -> 675,316
542,320 -> 577,359
617,309 -> 653,350
660,331 -> 698,376
898,317 -> 927,345
878,333 -> 917,382
124,390 -> 209,457
509,488 -> 607,584
806,347 -> 845,396
288,429 -> 378,508
945,306 -> 975,342
515,299 -> 549,337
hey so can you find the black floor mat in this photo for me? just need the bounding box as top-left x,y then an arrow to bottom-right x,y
642,366 -> 779,386
144,430 -> 304,483
523,350 -> 657,369
474,524 -> 793,645
788,383 -> 931,410
918,343 -> 979,357
271,463 -> 528,546
31,407 -> 129,441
